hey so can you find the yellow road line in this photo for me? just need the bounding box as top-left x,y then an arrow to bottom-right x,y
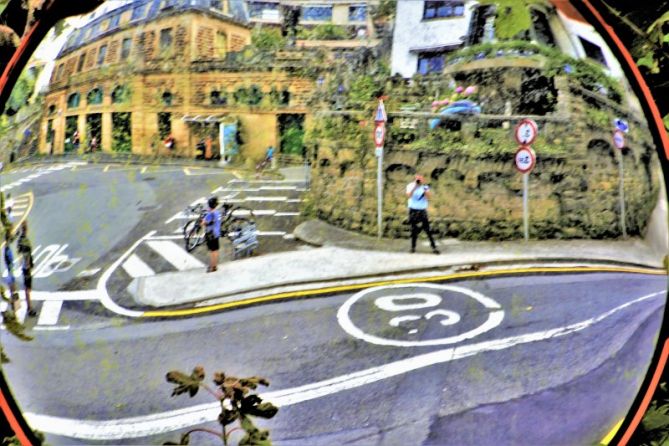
141,166 -> 147,174
103,165 -> 110,172
141,265 -> 666,318
183,168 -> 191,176
600,419 -> 623,445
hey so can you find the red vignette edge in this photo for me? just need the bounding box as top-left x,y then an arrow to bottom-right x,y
578,1 -> 669,445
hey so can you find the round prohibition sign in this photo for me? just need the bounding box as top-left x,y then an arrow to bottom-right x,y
514,118 -> 538,146
336,283 -> 505,347
514,146 -> 536,174
374,122 -> 386,148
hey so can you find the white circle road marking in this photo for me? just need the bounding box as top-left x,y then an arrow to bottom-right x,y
337,283 -> 505,347
425,309 -> 461,326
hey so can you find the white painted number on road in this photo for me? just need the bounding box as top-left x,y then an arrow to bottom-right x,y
338,284 -> 505,347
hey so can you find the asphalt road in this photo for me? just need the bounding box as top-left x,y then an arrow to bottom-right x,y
0,162 -> 307,325
2,270 -> 665,445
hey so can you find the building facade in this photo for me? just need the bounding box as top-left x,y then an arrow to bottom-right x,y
39,0 -> 316,162
390,0 -> 627,80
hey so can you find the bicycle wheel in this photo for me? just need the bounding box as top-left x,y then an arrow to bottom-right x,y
182,219 -> 196,237
185,223 -> 206,252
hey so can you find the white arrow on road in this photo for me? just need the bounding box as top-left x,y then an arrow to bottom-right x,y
23,288 -> 665,440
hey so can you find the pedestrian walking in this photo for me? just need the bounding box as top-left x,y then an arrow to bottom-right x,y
406,175 -> 439,254
203,196 -> 222,273
255,145 -> 274,177
17,222 -> 35,316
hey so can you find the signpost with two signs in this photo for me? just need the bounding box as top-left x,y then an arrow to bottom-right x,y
514,119 -> 538,241
374,99 -> 387,239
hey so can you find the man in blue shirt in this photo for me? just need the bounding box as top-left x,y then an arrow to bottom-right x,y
203,196 -> 222,273
406,175 -> 439,254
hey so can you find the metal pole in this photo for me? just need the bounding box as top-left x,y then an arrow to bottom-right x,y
523,172 -> 529,241
377,148 -> 383,238
619,152 -> 627,238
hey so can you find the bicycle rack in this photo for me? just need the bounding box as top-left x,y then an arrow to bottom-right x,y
230,222 -> 259,259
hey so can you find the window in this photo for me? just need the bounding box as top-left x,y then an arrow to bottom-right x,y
67,92 -> 80,108
210,0 -> 222,9
131,4 -> 147,21
55,64 -> 65,80
162,91 -> 173,106
210,90 -> 227,105
87,88 -> 103,105
97,45 -> 107,65
348,5 -> 367,22
110,14 -> 121,29
417,53 -> 445,75
215,31 -> 227,58
48,105 -> 56,115
248,1 -> 280,19
77,53 -> 86,72
302,6 -> 332,21
579,37 -> 607,67
121,38 -> 132,60
423,1 -> 465,19
158,112 -> 172,139
160,28 -> 173,50
111,85 -> 130,104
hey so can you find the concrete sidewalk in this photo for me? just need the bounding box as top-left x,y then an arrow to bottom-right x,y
130,227 -> 666,308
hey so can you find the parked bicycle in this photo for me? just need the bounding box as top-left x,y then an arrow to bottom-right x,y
183,201 -> 256,253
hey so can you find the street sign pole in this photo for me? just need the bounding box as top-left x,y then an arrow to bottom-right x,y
613,130 -> 627,238
523,173 -> 529,241
377,148 -> 383,238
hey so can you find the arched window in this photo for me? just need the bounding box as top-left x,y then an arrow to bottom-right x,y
48,104 -> 56,115
67,92 -> 80,108
162,91 -> 173,106
87,87 -> 103,105
210,90 -> 227,106
111,85 -> 130,104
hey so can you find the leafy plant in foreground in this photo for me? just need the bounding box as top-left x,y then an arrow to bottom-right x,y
165,366 -> 278,445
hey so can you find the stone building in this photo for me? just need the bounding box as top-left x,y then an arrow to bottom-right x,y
39,0 -> 316,162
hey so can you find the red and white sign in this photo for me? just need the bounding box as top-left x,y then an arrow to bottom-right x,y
374,122 -> 386,148
613,129 -> 625,149
514,146 -> 536,174
514,119 -> 538,146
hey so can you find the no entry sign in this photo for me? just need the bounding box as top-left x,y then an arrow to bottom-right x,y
514,119 -> 538,146
514,146 -> 536,174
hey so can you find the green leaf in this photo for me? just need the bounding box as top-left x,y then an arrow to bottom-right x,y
241,396 -> 279,419
1,311 -> 33,341
218,408 -> 239,426
663,115 -> 669,131
166,367 -> 205,398
642,402 -> 669,431
636,54 -> 660,73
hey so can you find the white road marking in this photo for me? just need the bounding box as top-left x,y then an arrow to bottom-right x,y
146,235 -> 185,240
37,300 -> 63,326
146,240 -> 205,271
31,290 -> 101,301
275,212 -> 300,217
259,186 -> 297,191
283,234 -> 296,240
165,212 -> 200,224
245,196 -> 287,202
77,268 -> 101,277
338,284 -> 504,347
96,231 -> 155,318
23,289 -> 665,440
233,209 -> 275,216
287,199 -> 303,203
256,231 -> 286,236
33,325 -> 70,331
229,179 -> 304,184
121,254 -> 155,278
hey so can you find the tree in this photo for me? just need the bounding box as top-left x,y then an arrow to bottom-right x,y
165,366 -> 278,445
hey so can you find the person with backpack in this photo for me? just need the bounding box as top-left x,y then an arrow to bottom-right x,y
406,174 -> 440,254
203,196 -> 222,273
17,221 -> 35,316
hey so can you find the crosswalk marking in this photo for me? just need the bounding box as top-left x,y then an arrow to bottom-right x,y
232,209 -> 275,216
274,212 -> 300,216
245,197 -> 287,202
146,240 -> 205,270
287,199 -> 303,203
256,231 -> 286,236
37,300 -> 63,326
259,186 -> 297,191
122,253 -> 156,278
